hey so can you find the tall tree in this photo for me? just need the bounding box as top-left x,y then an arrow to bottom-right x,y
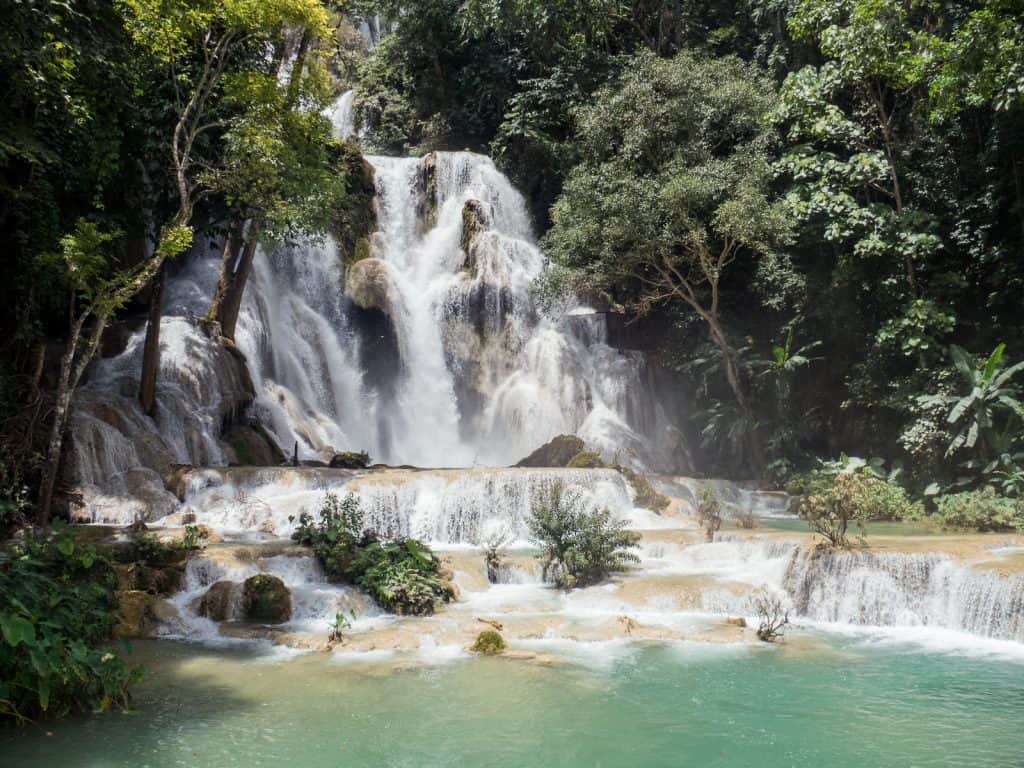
119,0 -> 330,413
545,51 -> 790,475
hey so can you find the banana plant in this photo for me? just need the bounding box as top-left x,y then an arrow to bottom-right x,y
925,344 -> 1024,458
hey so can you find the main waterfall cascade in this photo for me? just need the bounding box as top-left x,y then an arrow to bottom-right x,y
67,91 -> 682,517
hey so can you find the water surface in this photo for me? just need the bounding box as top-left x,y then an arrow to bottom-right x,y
4,637 -> 1021,767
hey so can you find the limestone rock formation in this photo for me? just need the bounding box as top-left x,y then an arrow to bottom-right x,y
460,199 -> 489,272
243,574 -> 292,623
329,451 -> 370,469
515,435 -> 586,468
198,580 -> 239,622
345,258 -> 392,312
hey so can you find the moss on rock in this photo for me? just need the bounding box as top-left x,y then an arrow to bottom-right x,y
329,139 -> 378,266
329,451 -> 371,469
567,451 -> 606,468
470,629 -> 506,655
619,466 -> 671,512
515,435 -> 586,468
243,574 -> 292,624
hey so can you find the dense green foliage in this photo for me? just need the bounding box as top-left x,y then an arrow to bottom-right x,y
528,482 -> 640,588
935,488 -> 1024,533
0,0 -> 368,521
338,0 -> 1024,517
0,527 -> 139,723
292,493 -> 453,615
795,472 -> 907,546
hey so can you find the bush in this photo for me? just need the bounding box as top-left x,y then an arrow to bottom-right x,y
753,588 -> 789,642
527,482 -> 640,589
797,473 -> 923,546
567,450 -> 605,468
798,474 -> 869,547
470,629 -> 506,655
936,488 -> 1024,532
345,538 -> 454,615
853,476 -> 925,521
618,467 -> 671,512
292,494 -> 452,615
0,526 -> 140,723
697,488 -> 722,542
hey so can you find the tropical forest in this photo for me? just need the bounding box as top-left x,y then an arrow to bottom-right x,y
1,0 -> 1023,765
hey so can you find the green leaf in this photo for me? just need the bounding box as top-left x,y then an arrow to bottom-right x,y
0,614 -> 36,647
949,345 -> 975,383
56,537 -> 74,557
38,678 -> 50,711
984,343 -> 1006,381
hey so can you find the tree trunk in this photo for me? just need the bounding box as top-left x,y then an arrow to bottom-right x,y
138,263 -> 166,416
208,220 -> 261,340
207,221 -> 245,336
38,313 -> 109,526
705,316 -> 765,476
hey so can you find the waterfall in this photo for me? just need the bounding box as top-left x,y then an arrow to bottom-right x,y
784,548 -> 1024,642
327,90 -> 356,139
172,466 -> 637,543
679,538 -> 1024,643
227,93 -> 677,469
65,89 -> 681,509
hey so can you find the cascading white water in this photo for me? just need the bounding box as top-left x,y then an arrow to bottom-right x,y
669,536 -> 1024,643
172,466 -> 639,544
327,90 -> 356,139
228,94 -> 676,469
66,90 -> 679,509
784,548 -> 1024,642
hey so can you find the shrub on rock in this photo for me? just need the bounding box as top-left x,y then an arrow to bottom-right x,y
515,435 -> 585,467
242,574 -> 291,623
470,629 -> 506,655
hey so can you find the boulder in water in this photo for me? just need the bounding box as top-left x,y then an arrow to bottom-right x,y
345,258 -> 391,312
198,580 -> 239,622
515,435 -> 586,468
113,590 -> 157,638
329,451 -> 370,469
243,574 -> 291,623
470,629 -> 506,655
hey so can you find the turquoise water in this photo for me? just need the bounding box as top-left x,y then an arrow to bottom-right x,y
3,637 -> 1023,767
757,516 -> 944,535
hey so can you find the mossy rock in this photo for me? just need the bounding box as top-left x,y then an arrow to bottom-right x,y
470,629 -> 506,655
198,580 -> 239,622
328,139 -> 378,262
567,451 -> 606,469
618,466 -> 671,512
224,422 -> 286,466
515,435 -> 586,468
460,199 -> 489,270
242,574 -> 292,624
329,450 -> 371,469
113,590 -> 157,638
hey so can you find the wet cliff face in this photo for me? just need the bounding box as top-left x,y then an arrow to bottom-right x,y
67,316 -> 257,523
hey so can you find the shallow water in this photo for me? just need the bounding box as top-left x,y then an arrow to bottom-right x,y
4,637 -> 1022,767
757,516 -> 944,536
